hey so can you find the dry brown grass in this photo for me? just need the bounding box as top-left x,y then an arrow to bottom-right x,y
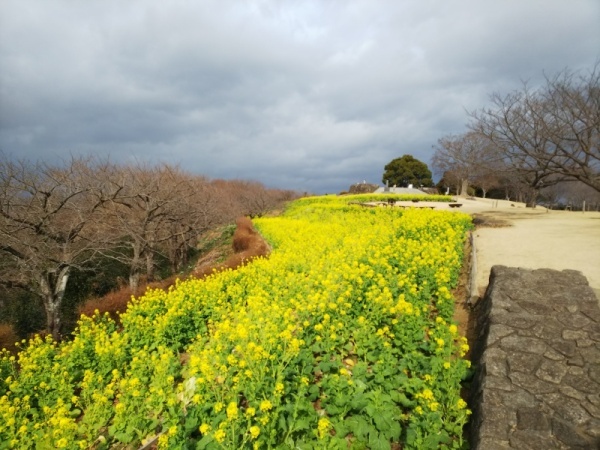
471,213 -> 512,228
77,276 -> 177,321
0,323 -> 19,353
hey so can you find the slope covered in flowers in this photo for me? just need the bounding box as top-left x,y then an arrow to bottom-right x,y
0,196 -> 472,449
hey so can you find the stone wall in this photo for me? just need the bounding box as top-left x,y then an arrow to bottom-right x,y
469,266 -> 600,449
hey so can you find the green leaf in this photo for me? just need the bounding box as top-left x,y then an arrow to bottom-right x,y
378,393 -> 392,403
373,414 -> 392,433
346,416 -> 371,439
325,403 -> 341,415
390,391 -> 413,407
185,415 -> 199,432
308,384 -> 320,401
145,419 -> 160,433
330,436 -> 350,449
333,393 -> 347,407
113,431 -> 133,444
350,393 -> 368,412
278,414 -> 288,432
196,435 -> 213,449
386,420 -> 402,441
318,361 -> 333,372
293,418 -> 311,431
334,421 -> 350,438
368,431 -> 391,450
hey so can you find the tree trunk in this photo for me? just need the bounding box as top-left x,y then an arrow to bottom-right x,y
40,266 -> 70,341
525,189 -> 539,208
129,241 -> 143,294
129,272 -> 140,294
145,250 -> 155,282
460,179 -> 469,197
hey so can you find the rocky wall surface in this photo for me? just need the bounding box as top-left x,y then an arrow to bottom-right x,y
470,266 -> 600,449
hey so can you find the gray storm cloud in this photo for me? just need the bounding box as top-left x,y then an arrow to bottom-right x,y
1,0 -> 598,193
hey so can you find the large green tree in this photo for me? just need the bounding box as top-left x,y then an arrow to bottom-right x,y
382,155 -> 433,187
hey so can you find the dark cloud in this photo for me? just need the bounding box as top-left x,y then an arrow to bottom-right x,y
1,0 -> 599,193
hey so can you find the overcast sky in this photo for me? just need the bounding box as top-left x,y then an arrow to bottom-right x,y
1,1 -> 598,193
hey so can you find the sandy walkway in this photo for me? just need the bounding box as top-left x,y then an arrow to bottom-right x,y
461,199 -> 600,300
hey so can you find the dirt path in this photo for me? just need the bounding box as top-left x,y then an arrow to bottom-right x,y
464,199 -> 600,301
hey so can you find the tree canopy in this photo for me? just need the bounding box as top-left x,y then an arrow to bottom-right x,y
382,155 -> 433,187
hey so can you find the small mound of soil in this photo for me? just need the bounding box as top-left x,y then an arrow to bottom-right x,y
472,214 -> 512,228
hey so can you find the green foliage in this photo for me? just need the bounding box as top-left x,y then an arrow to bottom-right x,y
383,155 -> 434,187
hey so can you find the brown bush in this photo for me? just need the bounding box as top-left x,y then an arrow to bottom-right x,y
231,217 -> 255,252
0,323 -> 18,353
77,276 -> 178,321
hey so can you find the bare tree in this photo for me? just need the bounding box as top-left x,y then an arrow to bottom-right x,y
98,163 -> 198,293
468,65 -> 600,206
431,131 -> 498,196
0,155 -> 118,339
542,65 -> 600,191
163,175 -> 222,273
226,180 -> 279,218
468,84 -> 569,206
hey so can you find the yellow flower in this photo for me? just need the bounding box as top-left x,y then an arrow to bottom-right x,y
245,407 -> 256,417
214,429 -> 226,443
227,402 -> 238,420
214,402 -> 224,413
421,389 -> 434,400
317,418 -> 330,439
249,425 -> 260,439
199,423 -> 211,434
460,343 -> 470,356
259,400 -> 273,412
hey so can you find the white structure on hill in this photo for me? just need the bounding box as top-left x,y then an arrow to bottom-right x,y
374,185 -> 428,195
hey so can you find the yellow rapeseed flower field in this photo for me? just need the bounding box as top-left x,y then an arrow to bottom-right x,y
0,195 -> 472,449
